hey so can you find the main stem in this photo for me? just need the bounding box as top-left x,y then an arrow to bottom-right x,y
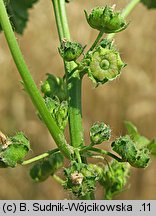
0,0 -> 72,158
52,0 -> 84,150
107,0 -> 140,40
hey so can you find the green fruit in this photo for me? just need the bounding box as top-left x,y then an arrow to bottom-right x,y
87,45 -> 125,84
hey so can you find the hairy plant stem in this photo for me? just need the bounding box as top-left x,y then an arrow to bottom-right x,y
22,149 -> 59,165
0,0 -> 72,159
52,0 -> 84,150
80,146 -> 123,162
107,0 -> 140,40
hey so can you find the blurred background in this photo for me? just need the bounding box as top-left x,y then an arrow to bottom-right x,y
0,0 -> 156,199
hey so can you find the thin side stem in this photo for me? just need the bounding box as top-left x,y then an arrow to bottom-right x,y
90,147 -> 123,162
88,30 -> 104,52
107,0 -> 140,40
22,149 -> 59,165
52,174 -> 65,185
81,146 -> 123,162
0,0 -> 72,158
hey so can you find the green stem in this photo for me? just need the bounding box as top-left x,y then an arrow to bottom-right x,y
88,30 -> 104,52
81,146 -> 123,162
67,77 -> 84,148
22,149 -> 59,165
52,0 -> 93,198
52,0 -> 84,149
52,0 -> 64,40
74,148 -> 82,163
107,0 -> 140,40
52,174 -> 65,185
58,0 -> 71,39
0,0 -> 72,159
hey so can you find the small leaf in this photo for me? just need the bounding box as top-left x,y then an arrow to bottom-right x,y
41,74 -> 68,102
148,140 -> 156,156
124,121 -> 138,138
30,152 -> 64,182
125,121 -> 149,148
141,0 -> 156,9
0,0 -> 38,34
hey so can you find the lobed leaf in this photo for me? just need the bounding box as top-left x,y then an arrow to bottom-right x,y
141,0 -> 156,9
0,0 -> 38,34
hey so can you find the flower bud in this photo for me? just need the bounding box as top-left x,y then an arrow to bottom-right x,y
85,5 -> 127,33
111,135 -> 150,168
59,39 -> 84,62
41,73 -> 67,102
90,122 -> 111,145
44,97 -> 68,131
64,162 -> 101,198
100,160 -> 130,200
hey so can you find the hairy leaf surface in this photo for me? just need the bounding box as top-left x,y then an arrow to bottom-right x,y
0,0 -> 38,34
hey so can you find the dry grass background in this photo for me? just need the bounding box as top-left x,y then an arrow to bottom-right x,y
0,0 -> 156,199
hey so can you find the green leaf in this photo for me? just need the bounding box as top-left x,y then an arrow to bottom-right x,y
0,0 -> 38,34
148,140 -> 156,156
0,132 -> 30,167
125,121 -> 149,148
141,0 -> 156,9
125,121 -> 156,155
30,152 -> 64,182
41,74 -> 68,102
124,121 -> 138,138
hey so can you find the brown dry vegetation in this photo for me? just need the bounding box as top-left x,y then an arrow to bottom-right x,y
0,0 -> 156,199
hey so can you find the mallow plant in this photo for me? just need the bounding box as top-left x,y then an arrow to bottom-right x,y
0,0 -> 156,200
